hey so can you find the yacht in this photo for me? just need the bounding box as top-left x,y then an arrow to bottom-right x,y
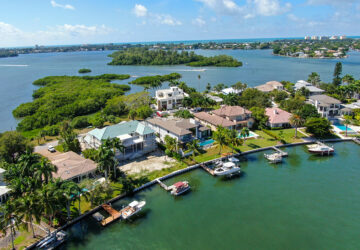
264,153 -> 282,163
307,144 -> 334,155
170,181 -> 191,196
121,200 -> 146,219
38,231 -> 67,249
214,162 -> 241,176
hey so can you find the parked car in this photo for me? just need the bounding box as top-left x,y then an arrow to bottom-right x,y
48,145 -> 56,153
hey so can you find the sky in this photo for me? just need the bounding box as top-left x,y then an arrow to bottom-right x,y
0,0 -> 360,47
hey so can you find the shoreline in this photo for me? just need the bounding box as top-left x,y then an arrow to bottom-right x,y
26,137 -> 356,249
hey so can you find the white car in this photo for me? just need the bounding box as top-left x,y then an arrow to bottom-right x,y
48,145 -> 56,153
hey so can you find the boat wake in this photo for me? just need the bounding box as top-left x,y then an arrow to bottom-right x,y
0,64 -> 29,67
177,68 -> 207,72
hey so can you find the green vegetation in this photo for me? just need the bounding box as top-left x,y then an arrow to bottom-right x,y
174,110 -> 194,119
129,73 -> 181,89
78,68 -> 92,74
0,50 -> 18,58
13,75 -> 131,131
108,48 -> 242,67
305,117 -> 332,138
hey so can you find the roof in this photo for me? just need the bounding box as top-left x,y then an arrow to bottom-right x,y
295,80 -> 325,93
205,94 -> 223,103
88,120 -> 154,141
51,151 -> 97,181
265,108 -> 292,125
212,105 -> 252,117
221,87 -> 242,95
174,182 -> 185,188
309,95 -> 341,105
194,112 -> 235,127
146,117 -> 194,136
255,81 -> 283,92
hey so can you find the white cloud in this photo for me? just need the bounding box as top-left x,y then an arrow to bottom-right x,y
133,4 -> 148,17
307,0 -> 355,5
0,22 -> 112,47
132,4 -> 182,26
50,0 -> 75,10
192,17 -> 206,27
196,0 -> 291,18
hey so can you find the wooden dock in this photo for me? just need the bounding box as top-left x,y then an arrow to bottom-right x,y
271,146 -> 288,157
156,179 -> 171,191
100,204 -> 122,226
201,164 -> 215,176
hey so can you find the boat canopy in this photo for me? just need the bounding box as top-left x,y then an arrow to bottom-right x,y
228,157 -> 239,162
223,162 -> 236,167
129,201 -> 139,207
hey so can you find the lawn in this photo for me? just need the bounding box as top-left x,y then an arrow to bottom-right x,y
183,145 -> 233,165
265,128 -> 304,144
236,130 -> 278,152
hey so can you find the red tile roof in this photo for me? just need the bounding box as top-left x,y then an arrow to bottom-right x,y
212,105 -> 251,117
265,108 -> 292,125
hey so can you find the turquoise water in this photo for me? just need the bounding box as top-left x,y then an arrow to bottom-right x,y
1,49 -> 360,132
334,124 -> 354,132
238,131 -> 257,138
199,139 -> 215,147
63,142 -> 360,250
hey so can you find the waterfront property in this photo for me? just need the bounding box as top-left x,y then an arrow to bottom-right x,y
265,107 -> 292,128
0,168 -> 10,204
340,100 -> 360,115
155,87 -> 187,111
205,94 -> 223,103
221,87 -> 242,95
83,121 -> 157,160
308,95 -> 342,118
145,117 -> 211,144
194,105 -> 253,131
51,151 -> 97,181
255,81 -> 284,93
295,80 -> 325,95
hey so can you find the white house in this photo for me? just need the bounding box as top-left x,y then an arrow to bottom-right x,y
0,168 -> 10,204
155,87 -> 186,111
83,120 -> 157,160
308,95 -> 342,118
295,80 -> 325,96
221,87 -> 242,95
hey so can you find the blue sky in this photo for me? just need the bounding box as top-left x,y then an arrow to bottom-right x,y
0,0 -> 359,47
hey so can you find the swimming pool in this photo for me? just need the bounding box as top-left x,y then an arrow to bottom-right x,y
334,124 -> 354,132
238,131 -> 257,138
199,139 -> 215,147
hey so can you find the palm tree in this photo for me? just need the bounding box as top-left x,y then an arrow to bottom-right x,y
344,118 -> 351,137
186,139 -> 201,162
39,182 -> 62,227
97,145 -> 116,180
0,202 -> 22,250
226,129 -> 243,153
212,126 -> 228,154
239,127 -> 250,142
289,114 -> 304,138
61,181 -> 81,221
16,194 -> 41,238
102,138 -> 124,179
35,158 -> 57,184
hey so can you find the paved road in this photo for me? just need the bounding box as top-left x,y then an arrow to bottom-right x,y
34,140 -> 59,152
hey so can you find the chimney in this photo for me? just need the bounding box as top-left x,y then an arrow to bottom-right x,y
274,109 -> 278,115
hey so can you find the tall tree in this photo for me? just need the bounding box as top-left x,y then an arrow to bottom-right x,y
307,72 -> 321,86
289,114 -> 304,138
212,126 -> 228,154
35,158 -> 57,184
186,139 -> 201,162
0,202 -> 22,250
102,138 -> 124,179
16,194 -> 41,238
60,122 -> 81,153
0,131 -> 32,164
232,81 -> 247,92
239,127 -> 250,142
226,129 -> 243,153
333,62 -> 343,86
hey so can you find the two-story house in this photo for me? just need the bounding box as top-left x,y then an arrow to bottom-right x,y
83,120 -> 157,160
194,105 -> 254,131
145,117 -> 211,145
155,87 -> 187,111
308,95 -> 342,118
295,80 -> 325,96
255,81 -> 284,93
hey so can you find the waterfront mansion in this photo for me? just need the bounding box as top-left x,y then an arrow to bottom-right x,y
82,120 -> 157,161
155,87 -> 187,111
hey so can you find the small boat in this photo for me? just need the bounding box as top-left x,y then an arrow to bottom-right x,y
264,153 -> 282,163
228,157 -> 239,163
39,231 -> 67,249
214,162 -> 241,176
121,200 -> 146,220
170,181 -> 191,196
307,144 -> 334,155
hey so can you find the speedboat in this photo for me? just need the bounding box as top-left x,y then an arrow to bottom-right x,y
228,157 -> 240,163
264,153 -> 282,163
170,181 -> 191,196
121,200 -> 146,219
213,162 -> 241,176
307,144 -> 334,155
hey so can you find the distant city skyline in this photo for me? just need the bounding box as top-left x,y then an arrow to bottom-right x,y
1,0 -> 360,47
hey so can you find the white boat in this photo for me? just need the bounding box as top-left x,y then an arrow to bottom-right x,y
264,153 -> 282,163
307,144 -> 334,155
228,157 -> 239,163
170,181 -> 191,196
213,162 -> 241,176
121,200 -> 146,220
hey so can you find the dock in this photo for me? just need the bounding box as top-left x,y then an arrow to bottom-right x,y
271,146 -> 288,157
353,138 -> 360,145
156,179 -> 171,191
201,164 -> 215,176
100,204 -> 122,226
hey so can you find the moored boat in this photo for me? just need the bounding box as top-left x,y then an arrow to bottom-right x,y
307,144 -> 334,155
121,200 -> 146,220
214,162 -> 241,176
264,153 -> 282,163
170,181 -> 191,196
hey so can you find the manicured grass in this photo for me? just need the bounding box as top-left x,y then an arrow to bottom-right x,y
183,145 -> 233,165
266,128 -> 304,144
236,130 -> 278,152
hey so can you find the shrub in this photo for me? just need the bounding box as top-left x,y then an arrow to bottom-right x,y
71,116 -> 90,129
78,68 -> 92,74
